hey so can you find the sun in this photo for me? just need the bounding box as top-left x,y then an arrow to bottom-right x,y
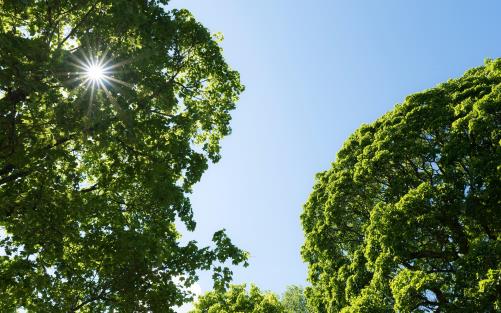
66,49 -> 133,111
68,50 -> 119,88
85,63 -> 105,82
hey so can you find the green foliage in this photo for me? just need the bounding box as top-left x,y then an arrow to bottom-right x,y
281,285 -> 311,313
191,284 -> 285,313
191,284 -> 312,313
302,59 -> 501,312
0,0 -> 247,311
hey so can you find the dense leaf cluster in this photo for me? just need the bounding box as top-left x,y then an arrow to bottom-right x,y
190,284 -> 285,313
302,59 -> 501,312
281,285 -> 311,313
191,284 -> 311,313
0,0 -> 247,311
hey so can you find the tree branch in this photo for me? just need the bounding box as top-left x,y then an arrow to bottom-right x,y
80,183 -> 98,193
56,2 -> 98,50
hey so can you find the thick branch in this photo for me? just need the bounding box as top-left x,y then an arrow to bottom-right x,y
56,2 -> 97,50
0,169 -> 31,185
80,183 -> 98,193
70,287 -> 109,313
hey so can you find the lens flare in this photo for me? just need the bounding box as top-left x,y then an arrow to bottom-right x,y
85,64 -> 105,82
66,49 -> 132,115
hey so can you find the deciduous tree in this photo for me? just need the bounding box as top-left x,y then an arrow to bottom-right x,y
0,0 -> 247,311
302,59 -> 500,312
281,285 -> 311,313
191,284 -> 285,313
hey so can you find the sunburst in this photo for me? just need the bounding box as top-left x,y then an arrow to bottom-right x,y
85,63 -> 105,82
67,49 -> 132,113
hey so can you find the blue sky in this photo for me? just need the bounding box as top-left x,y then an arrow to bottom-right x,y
170,0 -> 501,298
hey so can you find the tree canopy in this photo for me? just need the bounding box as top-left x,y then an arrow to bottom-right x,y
281,285 -> 311,313
0,0 -> 247,311
190,284 -> 285,313
302,59 -> 500,312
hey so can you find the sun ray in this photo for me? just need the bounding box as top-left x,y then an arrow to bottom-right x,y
87,81 -> 95,116
67,61 -> 91,71
102,75 -> 133,88
100,59 -> 132,71
80,49 -> 93,68
66,48 -> 132,119
97,48 -> 110,67
64,75 -> 87,86
98,80 -> 131,126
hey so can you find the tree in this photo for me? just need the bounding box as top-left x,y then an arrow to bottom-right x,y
0,0 -> 247,311
190,284 -> 285,313
281,285 -> 311,313
301,59 -> 501,312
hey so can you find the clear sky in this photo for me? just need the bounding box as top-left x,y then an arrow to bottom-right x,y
169,0 -> 501,302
